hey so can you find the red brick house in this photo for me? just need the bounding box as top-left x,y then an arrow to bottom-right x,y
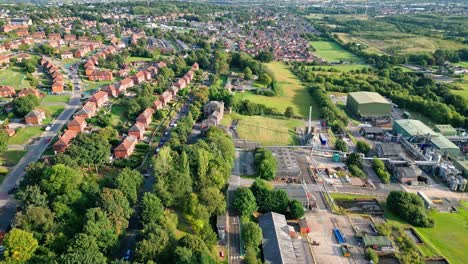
156,61 -> 167,69
153,100 -> 163,110
32,31 -> 46,39
119,77 -> 135,91
51,81 -> 64,93
18,88 -> 41,98
0,85 -> 15,97
53,130 -> 78,153
76,101 -> 97,119
61,51 -> 74,60
25,109 -> 46,124
48,33 -> 61,41
160,91 -> 173,105
174,78 -> 187,90
136,108 -> 154,128
192,62 -> 199,71
169,86 -> 179,97
89,91 -> 109,108
68,116 -> 87,132
64,34 -> 76,42
114,136 -> 138,159
134,71 -> 146,84
89,70 -> 113,81
103,84 -> 118,98
0,55 -> 10,65
128,123 -> 145,140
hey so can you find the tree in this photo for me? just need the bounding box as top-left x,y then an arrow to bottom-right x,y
98,188 -> 133,234
12,206 -> 55,240
12,94 -> 40,117
372,157 -> 390,183
289,200 -> 305,219
40,164 -> 83,197
241,221 -> 262,248
243,67 -> 253,80
60,233 -> 107,264
115,168 -> 143,205
255,51 -> 274,63
2,228 -> 39,262
233,187 -> 257,217
15,185 -> 48,209
365,248 -> 379,264
335,139 -> 348,152
270,189 -> 290,215
198,187 -> 226,216
254,148 -> 277,181
83,207 -> 119,252
250,179 -> 273,212
140,192 -> 164,225
258,73 -> 272,88
67,133 -> 111,170
346,152 -> 363,168
174,246 -> 194,264
284,106 -> 294,118
135,224 -> 169,262
244,246 -> 260,264
386,191 -> 434,227
0,130 -> 7,154
356,141 -> 371,155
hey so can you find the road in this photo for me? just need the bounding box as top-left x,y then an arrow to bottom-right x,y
0,62 -> 82,231
227,150 -> 242,264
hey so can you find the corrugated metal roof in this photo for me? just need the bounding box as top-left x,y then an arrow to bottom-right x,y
348,91 -> 391,104
259,212 -> 299,264
395,119 -> 437,137
430,133 -> 460,151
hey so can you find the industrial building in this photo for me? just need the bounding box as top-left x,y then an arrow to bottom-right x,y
434,124 -> 457,137
430,133 -> 460,157
346,91 -> 392,118
393,119 -> 437,138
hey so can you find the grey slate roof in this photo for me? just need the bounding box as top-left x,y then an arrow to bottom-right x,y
258,212 -> 299,264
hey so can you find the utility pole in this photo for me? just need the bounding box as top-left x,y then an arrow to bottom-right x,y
308,105 -> 312,135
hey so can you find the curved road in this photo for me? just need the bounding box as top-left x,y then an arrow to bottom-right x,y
0,62 -> 82,231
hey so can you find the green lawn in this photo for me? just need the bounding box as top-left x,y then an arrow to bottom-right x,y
0,66 -> 31,89
454,61 -> 468,68
330,193 -> 376,201
415,206 -> 468,264
310,41 -> 361,63
125,56 -> 153,63
307,64 -> 369,72
234,62 -> 320,118
110,105 -> 127,126
0,150 -> 26,166
8,126 -> 43,145
221,112 -> 303,146
42,95 -> 70,103
452,76 -> 468,100
40,105 -> 65,121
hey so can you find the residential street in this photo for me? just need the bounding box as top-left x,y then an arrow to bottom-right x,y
0,62 -> 82,231
227,150 -> 242,264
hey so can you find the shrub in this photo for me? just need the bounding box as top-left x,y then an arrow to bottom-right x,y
372,157 -> 390,183
386,191 -> 434,227
365,248 -> 379,264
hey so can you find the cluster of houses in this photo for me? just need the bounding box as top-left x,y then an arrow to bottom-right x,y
83,45 -> 118,81
40,57 -> 65,93
154,63 -> 198,110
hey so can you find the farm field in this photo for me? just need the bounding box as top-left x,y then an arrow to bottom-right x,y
309,41 -> 361,63
415,206 -> 468,264
307,64 -> 369,72
221,112 -> 303,146
8,126 -> 43,145
336,32 -> 466,55
0,66 -> 32,89
233,62 -> 320,118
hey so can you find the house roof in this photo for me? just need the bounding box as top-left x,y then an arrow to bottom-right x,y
25,109 -> 44,118
377,143 -> 404,157
348,91 -> 390,105
90,91 -> 108,101
129,123 -> 145,132
115,136 -> 137,151
69,116 -> 86,126
54,130 -> 78,146
258,212 -> 298,264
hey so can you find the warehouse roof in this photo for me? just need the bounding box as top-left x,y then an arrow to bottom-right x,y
259,212 -> 299,264
348,91 -> 390,104
434,124 -> 457,136
430,133 -> 460,151
394,119 -> 437,137
363,235 -> 392,247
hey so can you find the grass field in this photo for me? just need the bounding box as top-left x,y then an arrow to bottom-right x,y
415,206 -> 468,264
8,126 -> 43,145
0,150 -> 26,166
0,66 -> 31,89
452,76 -> 468,100
310,41 -> 361,63
233,62 -> 320,118
125,56 -> 153,63
307,64 -> 369,72
221,112 -> 303,146
41,95 -> 70,103
454,61 -> 468,68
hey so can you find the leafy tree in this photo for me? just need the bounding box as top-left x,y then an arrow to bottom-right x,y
335,139 -> 348,152
15,185 -> 48,209
349,164 -> 367,178
135,224 -> 169,262
0,130 -> 7,154
270,189 -> 290,214
140,192 -> 164,225
179,234 -> 208,253
12,206 -> 55,240
356,141 -> 371,155
13,94 -> 40,117
243,67 -> 253,80
59,233 -> 107,264
372,157 -> 390,183
255,51 -> 274,63
174,246 -> 193,264
284,106 -> 294,118
40,164 -> 83,197
258,73 -> 272,88
2,228 -> 39,262
254,148 -> 277,181
83,207 -> 119,252
244,246 -> 260,264
365,248 -> 379,264
198,187 -> 226,216
289,200 -> 305,219
241,221 -> 262,248
233,187 -> 257,217
387,191 -> 434,227
98,188 -> 133,234
346,152 -> 363,168
250,179 -> 273,212
67,133 -> 111,170
115,168 -> 143,205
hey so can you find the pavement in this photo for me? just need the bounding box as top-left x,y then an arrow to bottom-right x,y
0,62 -> 82,231
227,150 -> 242,264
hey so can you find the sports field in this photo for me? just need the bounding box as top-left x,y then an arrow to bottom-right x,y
221,112 -> 303,146
309,41 -> 361,63
233,62 -> 320,118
